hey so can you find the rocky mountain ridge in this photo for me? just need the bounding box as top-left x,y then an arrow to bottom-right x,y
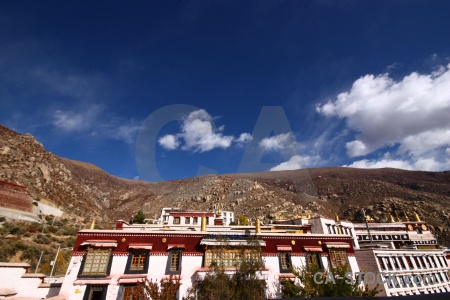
1,124 -> 449,246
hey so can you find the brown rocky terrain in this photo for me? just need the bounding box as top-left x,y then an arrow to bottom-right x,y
1,124 -> 449,246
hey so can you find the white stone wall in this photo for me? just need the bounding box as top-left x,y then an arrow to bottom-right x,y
0,264 -> 59,299
0,265 -> 27,293
59,255 -> 84,300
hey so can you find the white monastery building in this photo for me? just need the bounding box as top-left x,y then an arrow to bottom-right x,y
59,210 -> 360,300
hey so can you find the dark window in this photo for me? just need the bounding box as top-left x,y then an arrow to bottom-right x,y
167,250 -> 182,274
398,257 -> 406,269
125,250 -> 149,274
377,256 -> 385,270
405,256 -> 414,269
278,252 -> 291,273
185,217 -> 190,224
83,285 -> 107,300
173,217 -> 180,224
392,257 -> 399,269
306,252 -> 322,270
193,217 -> 198,224
81,249 -> 111,276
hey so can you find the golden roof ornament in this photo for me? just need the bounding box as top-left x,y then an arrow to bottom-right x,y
389,214 -> 396,223
201,215 -> 207,232
90,218 -> 96,229
255,218 -> 261,234
404,212 -> 409,221
413,212 -> 421,222
335,214 -> 340,222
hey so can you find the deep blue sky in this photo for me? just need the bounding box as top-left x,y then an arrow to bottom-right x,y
1,1 -> 449,181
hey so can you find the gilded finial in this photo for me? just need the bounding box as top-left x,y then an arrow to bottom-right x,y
395,212 -> 401,222
90,218 -> 96,229
404,212 -> 409,221
335,214 -> 340,222
255,218 -> 261,234
389,214 -> 396,223
413,212 -> 421,222
201,215 -> 207,231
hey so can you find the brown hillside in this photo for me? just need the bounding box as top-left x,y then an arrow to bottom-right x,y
1,124 -> 449,246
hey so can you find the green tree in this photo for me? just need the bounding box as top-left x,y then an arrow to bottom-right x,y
134,210 -> 146,224
237,215 -> 249,225
281,264 -> 380,298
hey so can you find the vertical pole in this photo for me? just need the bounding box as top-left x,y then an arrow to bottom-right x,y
49,245 -> 61,280
362,209 -> 373,243
35,250 -> 44,273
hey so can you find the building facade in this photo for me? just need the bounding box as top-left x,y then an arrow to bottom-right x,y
353,213 -> 450,296
59,213 -> 359,300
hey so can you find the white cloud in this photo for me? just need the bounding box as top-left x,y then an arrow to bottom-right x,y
158,109 -> 252,153
345,158 -> 414,170
236,133 -> 253,144
52,107 -> 140,145
53,109 -> 96,131
317,63 -> 450,171
270,154 -> 321,171
114,123 -> 140,145
158,134 -> 180,150
259,132 -> 298,151
345,156 -> 449,171
346,140 -> 369,157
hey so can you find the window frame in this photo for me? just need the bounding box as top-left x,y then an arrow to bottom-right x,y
83,285 -> 107,300
278,251 -> 292,273
125,249 -> 149,274
328,248 -> 348,269
306,251 -> 323,271
79,248 -> 113,277
166,249 -> 182,275
118,284 -> 138,300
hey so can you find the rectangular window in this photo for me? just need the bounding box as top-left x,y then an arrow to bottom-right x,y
392,257 -> 399,269
377,256 -> 385,270
185,217 -> 190,224
279,252 -> 291,273
193,217 -> 198,224
204,250 -> 260,268
84,285 -> 106,300
82,249 -> 111,275
306,252 -> 322,270
383,257 -> 393,270
121,286 -> 138,300
168,250 -> 182,274
173,217 -> 180,224
125,250 -> 149,274
405,256 -> 414,269
398,257 -> 406,269
328,249 -> 348,268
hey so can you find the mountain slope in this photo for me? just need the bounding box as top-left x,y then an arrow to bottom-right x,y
1,124 -> 449,246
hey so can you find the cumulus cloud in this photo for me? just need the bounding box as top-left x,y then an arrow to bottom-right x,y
317,63 -> 450,171
236,133 -> 253,144
270,154 -> 321,171
158,134 -> 180,150
158,109 -> 252,152
259,132 -> 298,151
